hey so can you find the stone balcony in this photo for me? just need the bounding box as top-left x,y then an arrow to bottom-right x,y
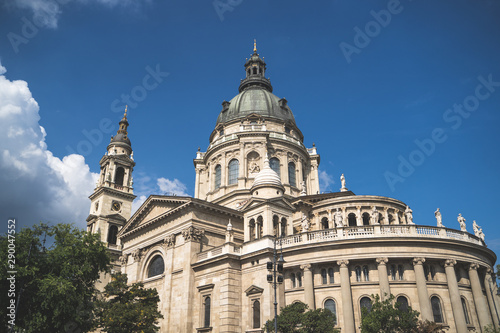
195,225 -> 484,264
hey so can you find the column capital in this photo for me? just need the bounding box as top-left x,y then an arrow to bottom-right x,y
162,234 -> 176,250
486,267 -> 494,275
337,259 -> 349,268
182,226 -> 205,242
132,248 -> 144,262
376,257 -> 388,265
444,259 -> 457,268
119,254 -> 129,265
413,257 -> 426,266
300,264 -> 312,271
469,262 -> 480,271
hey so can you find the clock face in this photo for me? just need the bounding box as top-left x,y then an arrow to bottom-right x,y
112,202 -> 121,211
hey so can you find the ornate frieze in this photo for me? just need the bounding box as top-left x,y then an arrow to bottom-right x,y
182,226 -> 205,242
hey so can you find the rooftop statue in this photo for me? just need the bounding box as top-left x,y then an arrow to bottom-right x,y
435,208 -> 443,227
458,213 -> 467,232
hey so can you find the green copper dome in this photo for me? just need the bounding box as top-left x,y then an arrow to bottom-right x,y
215,46 -> 297,126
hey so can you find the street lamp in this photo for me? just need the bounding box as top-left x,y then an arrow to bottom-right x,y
267,236 -> 285,332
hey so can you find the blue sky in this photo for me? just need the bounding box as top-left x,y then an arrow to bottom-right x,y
1,0 -> 499,257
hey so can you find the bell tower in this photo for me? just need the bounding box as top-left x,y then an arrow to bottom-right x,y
87,106 -> 136,249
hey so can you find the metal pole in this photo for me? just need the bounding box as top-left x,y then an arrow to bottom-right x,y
273,236 -> 278,333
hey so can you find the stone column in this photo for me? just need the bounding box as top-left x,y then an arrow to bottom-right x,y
338,260 -> 355,333
376,257 -> 391,300
485,268 -> 500,328
413,258 -> 433,321
443,259 -> 468,333
469,262 -> 493,329
490,272 -> 500,326
301,264 -> 315,310
356,206 -> 362,226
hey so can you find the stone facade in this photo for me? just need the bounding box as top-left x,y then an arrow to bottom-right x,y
88,47 -> 499,332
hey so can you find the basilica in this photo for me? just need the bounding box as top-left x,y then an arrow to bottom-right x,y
86,44 -> 499,333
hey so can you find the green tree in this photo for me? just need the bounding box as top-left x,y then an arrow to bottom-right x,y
360,294 -> 444,333
263,301 -> 339,333
484,324 -> 500,333
0,223 -> 110,333
95,272 -> 163,333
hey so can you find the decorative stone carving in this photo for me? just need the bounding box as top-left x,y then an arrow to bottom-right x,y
132,249 -> 142,262
444,259 -> 456,268
473,221 -> 485,241
371,207 -> 379,224
405,206 -> 413,224
119,254 -> 128,265
300,181 -> 307,196
182,226 -> 205,242
376,257 -> 388,265
334,208 -> 343,228
458,213 -> 467,232
337,259 -> 349,268
340,173 -> 348,192
248,162 -> 260,174
435,208 -> 443,227
413,257 -> 426,266
469,262 -> 480,271
300,264 -> 312,271
163,234 -> 176,248
301,213 -> 310,233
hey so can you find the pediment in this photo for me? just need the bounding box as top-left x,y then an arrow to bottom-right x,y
240,196 -> 295,212
245,285 -> 264,296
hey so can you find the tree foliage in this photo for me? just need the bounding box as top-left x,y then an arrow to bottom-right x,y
95,272 -> 163,333
0,223 -> 110,333
263,301 -> 339,333
360,294 -> 444,333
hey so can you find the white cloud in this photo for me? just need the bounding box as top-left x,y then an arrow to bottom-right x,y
0,62 -> 98,230
319,169 -> 335,192
0,63 -> 6,75
11,0 -> 149,29
157,177 -> 188,196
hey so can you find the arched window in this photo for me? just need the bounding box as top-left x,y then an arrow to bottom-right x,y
424,265 -> 430,281
147,255 -> 165,278
396,296 -> 409,312
360,297 -> 372,313
391,264 -> 397,280
321,217 -> 329,229
249,219 -> 255,241
270,157 -> 280,177
328,268 -> 334,283
355,266 -> 362,282
388,214 -> 394,224
321,269 -> 328,284
430,265 -> 436,281
461,298 -> 470,325
204,296 -> 211,327
348,213 -> 357,227
107,225 -> 118,245
288,162 -> 296,187
214,165 -> 221,189
398,265 -> 404,280
281,218 -> 287,237
253,67 -> 257,75
228,159 -> 239,185
362,213 -> 370,226
257,216 -> 263,239
431,296 -> 444,323
324,299 -> 337,324
273,215 -> 279,237
115,167 -> 125,185
297,272 -> 302,287
253,300 -> 261,329
363,265 -> 369,281
291,273 -> 296,288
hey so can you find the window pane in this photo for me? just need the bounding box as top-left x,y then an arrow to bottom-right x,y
228,159 -> 239,185
360,297 -> 372,313
398,265 -> 404,280
363,266 -> 369,281
288,162 -> 296,187
253,300 -> 260,328
328,268 -> 334,283
461,298 -> 470,325
291,273 -> 296,288
321,269 -> 327,284
270,158 -> 280,177
325,299 -> 337,324
431,296 -> 443,323
215,165 -> 221,189
148,255 -> 165,278
204,296 -> 211,327
355,266 -> 361,282
107,225 -> 118,245
397,296 -> 409,312
297,272 -> 302,287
